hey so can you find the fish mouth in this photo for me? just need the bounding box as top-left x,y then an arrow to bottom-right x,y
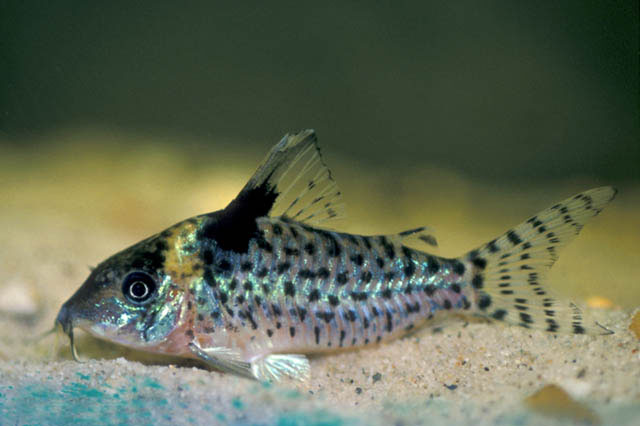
55,302 -> 83,362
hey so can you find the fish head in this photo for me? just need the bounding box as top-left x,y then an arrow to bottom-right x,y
56,231 -> 186,354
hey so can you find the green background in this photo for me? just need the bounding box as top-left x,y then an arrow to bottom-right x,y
2,1 -> 638,182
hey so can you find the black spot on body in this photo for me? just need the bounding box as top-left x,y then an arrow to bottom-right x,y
285,247 -> 300,256
203,269 -> 216,287
267,329 -> 273,337
451,260 -> 466,275
271,304 -> 282,316
317,311 -> 335,323
317,268 -> 330,279
289,326 -> 295,337
314,326 -> 321,344
277,261 -> 291,274
284,281 -> 295,297
472,257 -> 487,270
487,240 -> 499,253
247,311 -> 258,329
243,281 -> 253,291
256,237 -> 273,253
328,295 -> 340,306
241,261 -> 252,272
379,236 -> 395,259
478,294 -> 492,310
450,283 -> 461,293
424,285 -> 436,296
309,289 -> 320,302
229,279 -> 238,291
297,306 -> 307,321
362,236 -> 372,250
404,261 -> 416,277
304,242 -> 316,255
350,292 -> 367,301
427,256 -> 440,274
360,271 -> 373,283
202,248 -> 214,265
339,330 -> 346,347
218,259 -> 232,272
336,272 -> 348,285
472,274 -> 484,289
347,310 -> 357,322
300,269 -> 316,279
462,297 -> 471,310
443,299 -> 452,310
325,234 -> 341,257
350,253 -> 364,266
272,224 -> 283,235
218,292 -> 228,304
385,310 -> 393,332
382,288 -> 392,299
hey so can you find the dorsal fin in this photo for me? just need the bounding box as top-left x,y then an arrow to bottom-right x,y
236,129 -> 344,226
200,130 -> 344,253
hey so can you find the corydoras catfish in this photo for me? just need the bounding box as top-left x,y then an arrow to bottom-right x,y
56,130 -> 616,381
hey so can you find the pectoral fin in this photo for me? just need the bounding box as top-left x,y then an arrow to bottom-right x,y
188,342 -> 254,380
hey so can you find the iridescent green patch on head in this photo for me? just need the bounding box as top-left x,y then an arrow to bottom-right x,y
55,231 -> 184,354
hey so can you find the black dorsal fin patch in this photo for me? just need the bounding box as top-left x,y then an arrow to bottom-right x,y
200,130 -> 344,253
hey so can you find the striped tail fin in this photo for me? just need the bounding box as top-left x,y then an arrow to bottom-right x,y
464,187 -> 617,335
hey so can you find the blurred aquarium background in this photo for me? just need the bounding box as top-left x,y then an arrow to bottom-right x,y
1,0 -> 638,315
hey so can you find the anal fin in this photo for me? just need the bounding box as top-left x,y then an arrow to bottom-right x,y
251,354 -> 310,382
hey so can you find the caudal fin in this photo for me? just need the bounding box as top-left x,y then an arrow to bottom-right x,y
465,187 -> 617,335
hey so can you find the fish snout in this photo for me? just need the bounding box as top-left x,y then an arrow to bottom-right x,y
55,302 -> 74,337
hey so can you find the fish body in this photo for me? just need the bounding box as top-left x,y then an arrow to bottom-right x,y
56,130 -> 616,381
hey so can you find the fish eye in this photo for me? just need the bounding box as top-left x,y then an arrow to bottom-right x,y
122,272 -> 156,304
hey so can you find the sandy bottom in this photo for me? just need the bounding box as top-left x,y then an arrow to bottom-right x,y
1,135 -> 639,425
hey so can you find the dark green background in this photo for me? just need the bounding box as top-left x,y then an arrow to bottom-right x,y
2,1 -> 638,182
